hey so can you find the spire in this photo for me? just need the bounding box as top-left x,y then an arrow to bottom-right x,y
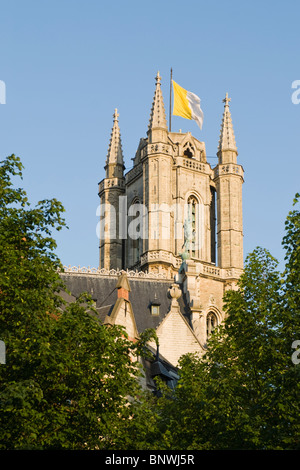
148,71 -> 168,135
105,108 -> 125,171
217,93 -> 237,155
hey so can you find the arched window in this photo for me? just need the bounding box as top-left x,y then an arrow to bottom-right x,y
210,187 -> 217,264
183,142 -> 194,158
128,198 -> 143,267
133,236 -> 140,265
187,195 -> 198,258
206,312 -> 218,339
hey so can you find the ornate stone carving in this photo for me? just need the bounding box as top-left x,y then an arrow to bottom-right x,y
168,283 -> 182,300
61,265 -> 168,279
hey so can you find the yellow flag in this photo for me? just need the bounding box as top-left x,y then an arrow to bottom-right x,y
172,80 -> 204,130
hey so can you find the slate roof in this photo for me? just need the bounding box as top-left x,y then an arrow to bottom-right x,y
59,273 -> 190,334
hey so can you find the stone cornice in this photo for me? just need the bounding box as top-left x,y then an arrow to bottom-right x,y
213,163 -> 244,180
98,177 -> 125,195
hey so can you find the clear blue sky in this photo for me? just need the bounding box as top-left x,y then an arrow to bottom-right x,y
0,0 -> 299,271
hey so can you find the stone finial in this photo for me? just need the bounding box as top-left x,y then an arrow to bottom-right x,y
217,93 -> 237,154
148,71 -> 168,132
168,283 -> 182,300
223,92 -> 231,107
113,108 -> 119,121
105,108 -> 125,170
168,283 -> 182,310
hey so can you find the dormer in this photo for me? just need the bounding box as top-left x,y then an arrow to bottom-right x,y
150,293 -> 161,316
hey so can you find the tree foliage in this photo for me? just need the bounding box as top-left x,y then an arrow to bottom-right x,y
150,196 -> 300,450
1,154 -> 299,450
0,155 -> 152,449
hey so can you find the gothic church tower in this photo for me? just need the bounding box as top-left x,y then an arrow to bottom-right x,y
99,73 -> 244,277
97,72 -> 244,347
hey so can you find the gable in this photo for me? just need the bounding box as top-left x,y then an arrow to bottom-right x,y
151,309 -> 204,366
105,298 -> 138,341
168,132 -> 206,162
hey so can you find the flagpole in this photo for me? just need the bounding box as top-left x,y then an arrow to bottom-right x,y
169,67 -> 172,132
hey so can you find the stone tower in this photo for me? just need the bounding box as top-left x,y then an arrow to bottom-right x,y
98,109 -> 125,270
95,71 -> 245,348
98,73 -> 244,282
215,93 -> 244,270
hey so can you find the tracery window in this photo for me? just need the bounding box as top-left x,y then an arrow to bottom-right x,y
129,198 -> 142,266
187,195 -> 198,258
206,312 -> 218,339
183,142 -> 194,158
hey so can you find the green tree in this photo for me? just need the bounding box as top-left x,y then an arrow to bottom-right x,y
0,155 -> 151,449
273,193 -> 300,447
153,197 -> 300,450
